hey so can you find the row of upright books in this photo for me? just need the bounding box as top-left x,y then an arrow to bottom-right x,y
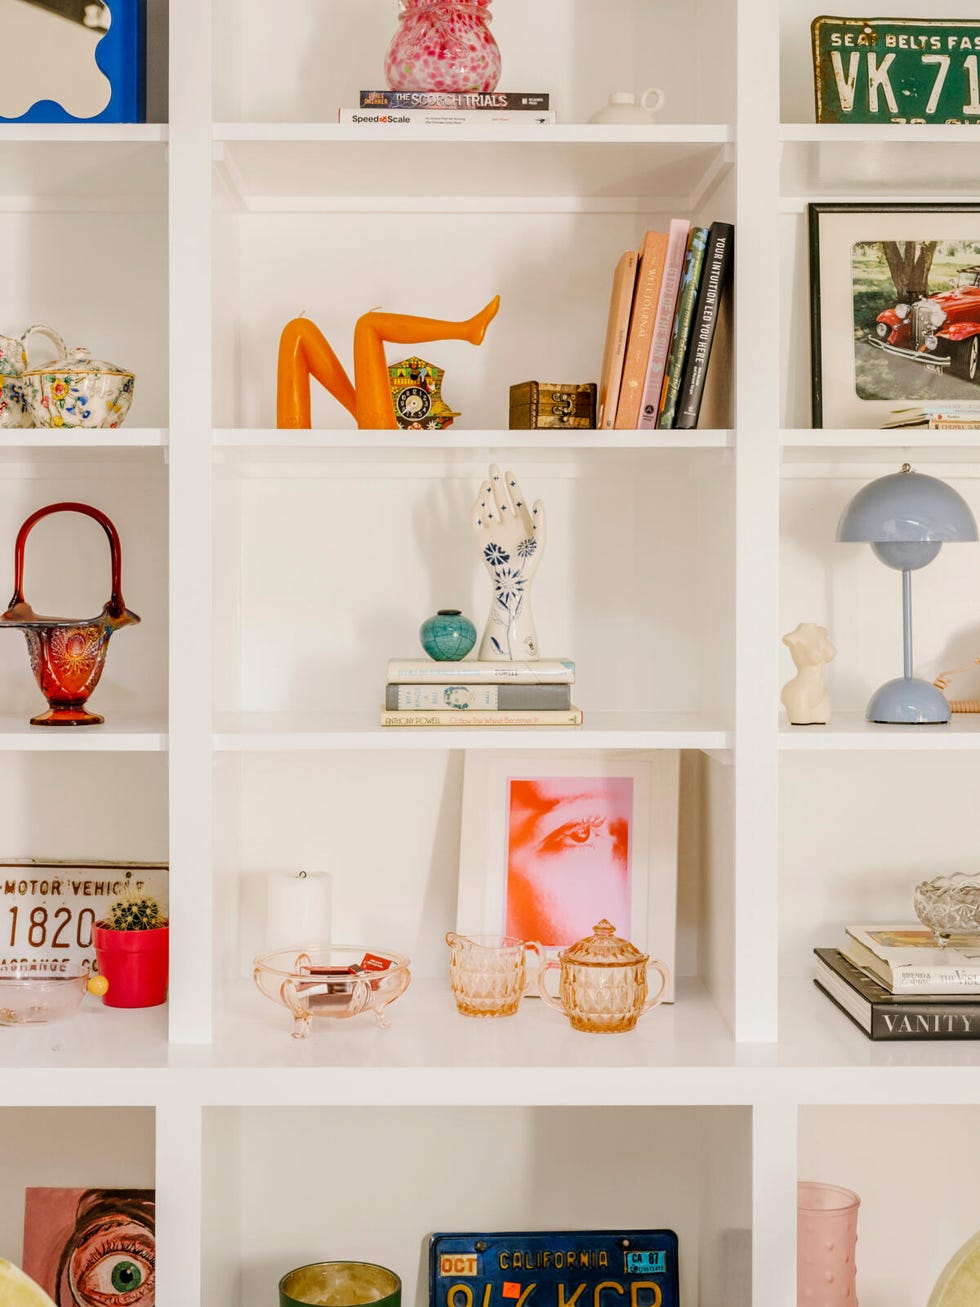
380,658 -> 582,728
598,221 -> 735,431
814,925 -> 980,1041
341,89 -> 556,126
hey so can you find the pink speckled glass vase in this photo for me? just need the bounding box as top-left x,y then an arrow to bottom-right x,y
798,1182 -> 860,1307
384,1 -> 502,93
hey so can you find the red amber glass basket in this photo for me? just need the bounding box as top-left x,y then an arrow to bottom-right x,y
0,502 -> 139,726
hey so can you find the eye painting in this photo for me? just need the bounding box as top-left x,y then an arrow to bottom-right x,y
23,1188 -> 156,1307
505,775 -> 633,947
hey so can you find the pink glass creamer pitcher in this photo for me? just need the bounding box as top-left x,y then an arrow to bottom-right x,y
384,0 -> 501,93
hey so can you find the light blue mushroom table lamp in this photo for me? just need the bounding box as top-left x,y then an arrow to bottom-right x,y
837,463 -> 978,724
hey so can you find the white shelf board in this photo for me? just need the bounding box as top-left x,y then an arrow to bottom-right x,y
780,429 -> 980,466
0,136 -> 167,204
216,122 -> 733,144
214,127 -> 733,204
780,713 -> 980,750
213,710 -> 731,752
0,428 -> 167,450
0,1000 -> 169,1069
0,714 -> 167,751
213,976 -> 738,1072
780,123 -> 980,144
778,976 -> 980,1073
781,130 -> 980,199
0,124 -> 168,143
213,427 -> 733,451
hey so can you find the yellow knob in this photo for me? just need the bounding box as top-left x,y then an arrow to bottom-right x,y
87,975 -> 109,997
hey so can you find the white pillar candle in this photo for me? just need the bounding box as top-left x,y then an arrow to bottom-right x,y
265,871 -> 332,951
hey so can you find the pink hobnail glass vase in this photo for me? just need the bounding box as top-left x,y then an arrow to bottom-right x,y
384,0 -> 502,94
798,1182 -> 860,1307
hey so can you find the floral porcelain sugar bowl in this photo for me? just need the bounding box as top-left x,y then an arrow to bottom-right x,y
22,336 -> 135,429
537,919 -> 670,1033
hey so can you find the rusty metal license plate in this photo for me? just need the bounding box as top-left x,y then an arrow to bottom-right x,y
813,17 -> 980,123
429,1231 -> 680,1307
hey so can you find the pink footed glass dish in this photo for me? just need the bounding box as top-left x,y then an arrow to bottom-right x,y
252,946 -> 411,1039
0,961 -> 102,1025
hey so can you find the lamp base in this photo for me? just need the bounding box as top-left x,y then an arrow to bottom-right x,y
867,677 -> 951,724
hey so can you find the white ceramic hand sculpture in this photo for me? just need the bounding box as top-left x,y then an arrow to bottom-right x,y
781,622 -> 836,725
471,464 -> 546,660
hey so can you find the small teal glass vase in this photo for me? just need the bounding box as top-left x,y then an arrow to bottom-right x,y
420,609 -> 476,661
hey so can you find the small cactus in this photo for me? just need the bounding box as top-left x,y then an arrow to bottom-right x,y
104,889 -> 165,932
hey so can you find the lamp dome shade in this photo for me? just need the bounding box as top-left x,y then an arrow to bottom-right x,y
837,469 -> 978,544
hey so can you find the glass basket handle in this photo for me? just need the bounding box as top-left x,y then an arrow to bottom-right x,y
9,502 -> 128,620
642,960 -> 671,1012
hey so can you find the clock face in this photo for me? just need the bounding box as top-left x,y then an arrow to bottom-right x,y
395,385 -> 432,422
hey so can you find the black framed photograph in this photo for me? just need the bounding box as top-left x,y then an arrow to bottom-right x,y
809,202 -> 980,428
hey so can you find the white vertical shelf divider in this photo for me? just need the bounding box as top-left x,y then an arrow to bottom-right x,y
734,0 -> 782,1042
168,0 -> 215,1043
156,1100 -> 205,1307
752,1094 -> 799,1306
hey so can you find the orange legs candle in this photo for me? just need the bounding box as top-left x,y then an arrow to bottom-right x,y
276,297 -> 500,430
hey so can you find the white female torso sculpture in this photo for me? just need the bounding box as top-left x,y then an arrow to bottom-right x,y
781,622 -> 836,725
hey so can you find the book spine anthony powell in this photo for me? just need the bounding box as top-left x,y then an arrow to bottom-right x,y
380,707 -> 583,727
638,219 -> 690,429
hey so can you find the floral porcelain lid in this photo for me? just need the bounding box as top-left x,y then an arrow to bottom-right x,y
23,347 -> 133,380
560,919 -> 648,967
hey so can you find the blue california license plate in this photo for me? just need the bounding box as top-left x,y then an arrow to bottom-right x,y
429,1231 -> 679,1307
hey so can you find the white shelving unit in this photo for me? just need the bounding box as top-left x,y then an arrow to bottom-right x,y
4,2 -> 980,1306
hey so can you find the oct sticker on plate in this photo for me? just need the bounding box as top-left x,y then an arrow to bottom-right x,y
812,17 -> 980,123
429,1231 -> 679,1307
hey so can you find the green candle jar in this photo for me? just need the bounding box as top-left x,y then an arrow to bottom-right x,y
279,1262 -> 401,1307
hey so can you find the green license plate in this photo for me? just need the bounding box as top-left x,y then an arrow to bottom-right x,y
813,16 -> 980,123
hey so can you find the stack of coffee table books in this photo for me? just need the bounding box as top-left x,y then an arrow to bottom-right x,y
380,658 -> 582,727
814,925 -> 980,1041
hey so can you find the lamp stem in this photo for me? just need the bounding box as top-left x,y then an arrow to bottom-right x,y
903,568 -> 913,680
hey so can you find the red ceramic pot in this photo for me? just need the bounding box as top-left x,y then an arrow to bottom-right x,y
93,923 -> 169,1008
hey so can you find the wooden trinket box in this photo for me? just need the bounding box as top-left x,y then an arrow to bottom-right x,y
509,381 -> 597,429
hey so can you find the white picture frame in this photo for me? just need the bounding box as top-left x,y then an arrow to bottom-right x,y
457,750 -> 679,1000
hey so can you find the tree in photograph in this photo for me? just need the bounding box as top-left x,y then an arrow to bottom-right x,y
879,240 -> 937,302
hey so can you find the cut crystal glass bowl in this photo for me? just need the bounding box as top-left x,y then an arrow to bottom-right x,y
914,874 -> 980,945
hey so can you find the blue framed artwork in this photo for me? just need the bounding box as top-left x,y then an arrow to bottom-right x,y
0,0 -> 146,123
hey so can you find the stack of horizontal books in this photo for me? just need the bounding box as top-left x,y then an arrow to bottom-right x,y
380,658 -> 582,727
814,924 -> 980,1041
340,90 -> 555,126
598,219 -> 735,432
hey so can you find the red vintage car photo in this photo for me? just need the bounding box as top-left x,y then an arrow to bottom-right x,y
868,265 -> 980,381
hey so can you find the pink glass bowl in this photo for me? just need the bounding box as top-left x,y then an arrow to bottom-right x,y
253,945 -> 411,1039
0,961 -> 92,1025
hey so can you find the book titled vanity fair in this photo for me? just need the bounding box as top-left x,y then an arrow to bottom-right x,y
386,658 -> 575,684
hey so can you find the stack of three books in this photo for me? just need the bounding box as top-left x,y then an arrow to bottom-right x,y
380,658 -> 582,727
815,925 -> 980,1041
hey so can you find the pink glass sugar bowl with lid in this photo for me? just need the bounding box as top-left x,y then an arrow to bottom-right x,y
385,0 -> 502,94
537,919 -> 671,1033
